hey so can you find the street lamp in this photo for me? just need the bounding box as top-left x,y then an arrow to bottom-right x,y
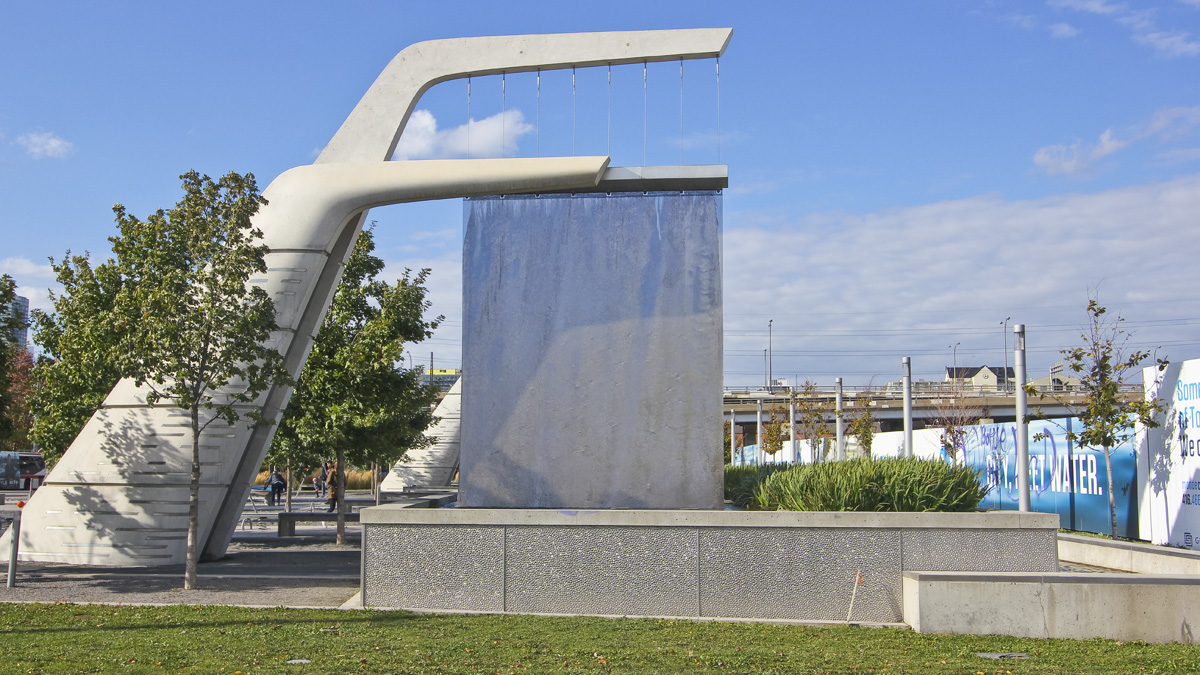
768,319 -> 773,390
949,342 -> 960,389
1001,317 -> 1011,393
763,349 -> 768,389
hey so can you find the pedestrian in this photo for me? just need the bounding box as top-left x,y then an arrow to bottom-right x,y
267,467 -> 287,507
318,461 -> 331,498
326,462 -> 341,512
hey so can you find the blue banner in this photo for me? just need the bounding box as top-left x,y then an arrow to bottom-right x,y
961,418 -> 1138,538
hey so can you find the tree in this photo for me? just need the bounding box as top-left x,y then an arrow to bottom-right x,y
931,378 -> 983,463
29,254 -> 124,467
0,275 -> 28,447
274,225 -> 441,543
792,380 -> 830,462
1046,297 -> 1167,537
110,170 -> 289,589
759,405 -> 786,461
1,349 -> 34,452
845,389 -> 877,458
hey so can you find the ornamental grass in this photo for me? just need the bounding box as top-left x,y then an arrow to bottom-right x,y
751,456 -> 989,512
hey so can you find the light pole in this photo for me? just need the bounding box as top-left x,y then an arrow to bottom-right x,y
949,342 -> 960,384
768,319 -> 773,390
763,349 -> 768,389
1001,316 -> 1011,393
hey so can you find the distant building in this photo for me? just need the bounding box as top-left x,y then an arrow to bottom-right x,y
421,368 -> 461,390
1,295 -> 29,350
945,366 -> 1014,391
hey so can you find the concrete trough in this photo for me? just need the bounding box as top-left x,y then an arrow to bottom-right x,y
903,570 -> 1200,644
360,508 -> 1058,622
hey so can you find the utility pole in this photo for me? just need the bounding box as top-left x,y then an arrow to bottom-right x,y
1014,324 -> 1031,512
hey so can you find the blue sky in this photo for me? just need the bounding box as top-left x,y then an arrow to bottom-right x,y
2,1 -> 1199,387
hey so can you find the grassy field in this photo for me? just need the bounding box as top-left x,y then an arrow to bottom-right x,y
1,604 -> 1196,674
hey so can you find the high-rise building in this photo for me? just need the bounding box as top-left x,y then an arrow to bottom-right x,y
2,295 -> 29,350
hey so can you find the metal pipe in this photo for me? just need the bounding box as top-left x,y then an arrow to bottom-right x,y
835,377 -> 845,462
7,507 -> 20,588
1014,324 -> 1031,512
902,357 -> 913,458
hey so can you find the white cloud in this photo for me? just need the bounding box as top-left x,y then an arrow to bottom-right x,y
1049,22 -> 1082,37
1135,29 -> 1200,56
392,108 -> 533,160
15,131 -> 74,159
1034,106 -> 1200,174
1050,0 -> 1200,57
0,257 -> 59,314
721,173 -> 1200,384
1049,0 -> 1125,15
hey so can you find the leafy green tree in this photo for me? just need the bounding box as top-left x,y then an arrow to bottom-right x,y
1048,297 -> 1167,537
29,254 -> 124,467
0,275 -> 28,446
274,226 -> 441,543
110,170 -> 289,589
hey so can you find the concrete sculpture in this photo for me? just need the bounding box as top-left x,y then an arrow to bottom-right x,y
4,28 -> 733,565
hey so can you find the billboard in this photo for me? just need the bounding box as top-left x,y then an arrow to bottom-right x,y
1138,357 -> 1200,547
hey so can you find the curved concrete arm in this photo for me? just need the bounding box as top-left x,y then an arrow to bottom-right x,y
318,28 -> 733,164
257,157 -> 610,250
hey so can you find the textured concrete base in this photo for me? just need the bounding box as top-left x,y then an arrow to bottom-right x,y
361,508 -> 1058,621
904,571 -> 1200,644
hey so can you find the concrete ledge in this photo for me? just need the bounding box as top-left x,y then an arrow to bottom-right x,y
362,508 -> 1058,621
361,506 -> 1058,529
1058,533 -> 1200,574
903,571 -> 1200,644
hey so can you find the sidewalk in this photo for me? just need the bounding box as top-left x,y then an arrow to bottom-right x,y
0,492 -> 368,609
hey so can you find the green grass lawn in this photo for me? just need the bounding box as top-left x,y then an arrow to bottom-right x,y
1,604 -> 1195,674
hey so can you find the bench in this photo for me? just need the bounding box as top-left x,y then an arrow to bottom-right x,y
278,511 -> 360,536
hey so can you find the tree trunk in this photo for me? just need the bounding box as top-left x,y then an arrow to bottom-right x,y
336,446 -> 346,546
285,462 -> 292,512
1104,445 -> 1118,537
184,403 -> 201,590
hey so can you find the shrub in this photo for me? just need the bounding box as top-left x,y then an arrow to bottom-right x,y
753,457 -> 988,512
724,464 -> 789,507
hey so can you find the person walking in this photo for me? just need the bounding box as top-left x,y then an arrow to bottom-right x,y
326,462 -> 341,512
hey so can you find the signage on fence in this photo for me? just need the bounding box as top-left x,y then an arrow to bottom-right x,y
1138,357 -> 1200,547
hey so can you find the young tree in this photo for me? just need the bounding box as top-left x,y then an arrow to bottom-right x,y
845,389 -> 877,458
792,380 -> 830,462
275,226 -> 441,543
0,275 -> 28,447
759,405 -> 786,462
29,254 -> 124,466
1048,297 -> 1167,537
110,170 -> 289,589
931,377 -> 983,462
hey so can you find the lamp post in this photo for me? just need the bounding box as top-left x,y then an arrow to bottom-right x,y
763,349 -> 768,389
1001,316 -> 1011,393
768,319 -> 773,390
949,342 -> 960,387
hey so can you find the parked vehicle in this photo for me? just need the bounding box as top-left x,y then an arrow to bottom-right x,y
0,452 -> 47,490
